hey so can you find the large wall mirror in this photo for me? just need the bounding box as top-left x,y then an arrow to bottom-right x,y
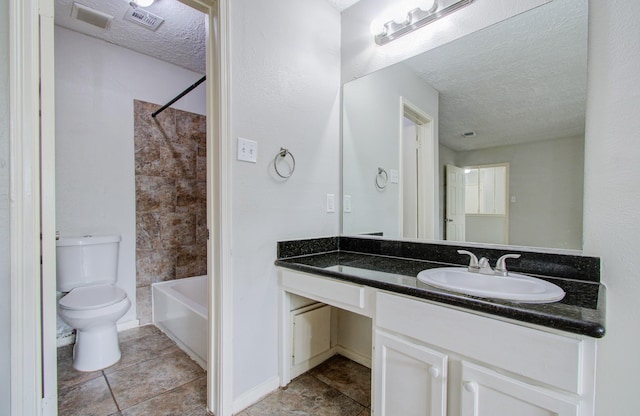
342,0 -> 586,250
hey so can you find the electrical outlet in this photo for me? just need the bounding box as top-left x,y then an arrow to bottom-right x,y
237,137 -> 257,163
326,194 -> 335,213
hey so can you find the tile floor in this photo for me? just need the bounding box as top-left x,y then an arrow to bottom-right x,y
58,325 -> 371,416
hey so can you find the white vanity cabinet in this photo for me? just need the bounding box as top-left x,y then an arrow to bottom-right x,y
374,329 -> 447,416
375,292 -> 596,416
277,268 -> 597,415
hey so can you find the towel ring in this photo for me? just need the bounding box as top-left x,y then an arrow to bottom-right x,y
375,167 -> 388,190
274,147 -> 296,178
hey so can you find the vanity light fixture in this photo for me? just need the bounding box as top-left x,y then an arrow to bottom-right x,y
372,0 -> 474,45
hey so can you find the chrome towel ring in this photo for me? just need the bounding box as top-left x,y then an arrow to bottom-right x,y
274,147 -> 296,178
375,167 -> 388,190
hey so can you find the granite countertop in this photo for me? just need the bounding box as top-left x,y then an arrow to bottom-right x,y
275,250 -> 606,338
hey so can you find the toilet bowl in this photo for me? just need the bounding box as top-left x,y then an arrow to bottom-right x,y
58,284 -> 131,371
56,234 -> 131,372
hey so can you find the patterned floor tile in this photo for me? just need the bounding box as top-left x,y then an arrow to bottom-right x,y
57,344 -> 103,390
106,349 -> 204,409
120,376 -> 211,416
309,355 -> 371,407
58,376 -> 118,416
242,373 -> 364,416
103,329 -> 180,374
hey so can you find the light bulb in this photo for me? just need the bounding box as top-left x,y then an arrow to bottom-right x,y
369,19 -> 386,36
392,10 -> 409,24
133,0 -> 154,7
418,0 -> 436,11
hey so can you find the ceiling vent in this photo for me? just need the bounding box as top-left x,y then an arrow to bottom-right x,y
71,2 -> 113,30
124,5 -> 165,31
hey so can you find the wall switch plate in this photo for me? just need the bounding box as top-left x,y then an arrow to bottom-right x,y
237,137 -> 257,163
343,195 -> 352,213
390,169 -> 399,184
326,194 -> 336,213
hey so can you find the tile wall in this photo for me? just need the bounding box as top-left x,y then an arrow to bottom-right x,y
134,100 -> 207,324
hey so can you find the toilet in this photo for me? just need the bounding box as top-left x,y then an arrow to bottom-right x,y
56,234 -> 131,372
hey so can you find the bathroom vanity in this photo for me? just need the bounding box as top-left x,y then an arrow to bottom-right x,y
276,237 -> 604,416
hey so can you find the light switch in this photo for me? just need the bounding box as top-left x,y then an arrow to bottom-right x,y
343,195 -> 352,213
511,196 -> 517,203
390,169 -> 399,184
326,194 -> 335,213
237,137 -> 257,163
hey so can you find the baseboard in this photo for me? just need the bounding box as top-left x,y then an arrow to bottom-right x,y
334,345 -> 372,369
56,332 -> 75,347
290,347 -> 338,379
232,376 -> 280,414
117,319 -> 140,332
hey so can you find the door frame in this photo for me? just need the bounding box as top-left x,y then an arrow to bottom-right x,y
398,97 -> 438,240
9,0 -> 233,414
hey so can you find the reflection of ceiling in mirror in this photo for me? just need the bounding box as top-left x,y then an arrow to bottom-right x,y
327,0 -> 362,11
403,0 -> 587,152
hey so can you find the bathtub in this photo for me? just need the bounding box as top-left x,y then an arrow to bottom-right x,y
152,276 -> 207,368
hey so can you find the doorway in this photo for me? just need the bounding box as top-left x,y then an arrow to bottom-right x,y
445,163 -> 510,244
399,98 -> 437,240
34,0 -> 231,414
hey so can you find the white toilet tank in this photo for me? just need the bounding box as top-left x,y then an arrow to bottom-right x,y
56,234 -> 121,292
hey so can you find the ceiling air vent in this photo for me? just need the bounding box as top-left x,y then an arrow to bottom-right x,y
71,2 -> 113,30
124,6 -> 165,31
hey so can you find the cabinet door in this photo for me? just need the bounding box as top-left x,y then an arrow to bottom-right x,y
374,330 -> 447,416
461,361 -> 580,416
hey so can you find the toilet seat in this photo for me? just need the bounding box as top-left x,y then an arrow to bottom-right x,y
60,284 -> 127,311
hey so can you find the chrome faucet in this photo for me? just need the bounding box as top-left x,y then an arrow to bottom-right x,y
457,250 -> 521,277
494,254 -> 521,276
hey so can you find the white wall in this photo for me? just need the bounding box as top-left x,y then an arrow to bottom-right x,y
457,136 -> 584,249
583,0 -> 640,413
341,0 -> 640,412
0,0 -> 10,411
229,0 -> 341,399
341,0 -> 549,82
55,26 -> 206,327
343,63 -> 438,238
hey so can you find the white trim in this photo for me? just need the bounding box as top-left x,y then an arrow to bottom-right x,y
39,0 -> 58,412
399,97 -> 438,240
117,319 -> 140,332
232,376 -> 280,415
9,0 -> 44,414
178,0 -> 233,415
334,345 -> 372,369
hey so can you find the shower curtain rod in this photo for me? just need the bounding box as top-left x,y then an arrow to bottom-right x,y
151,75 -> 206,118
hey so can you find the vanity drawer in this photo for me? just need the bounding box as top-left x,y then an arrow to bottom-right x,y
376,292 -> 588,394
280,269 -> 373,317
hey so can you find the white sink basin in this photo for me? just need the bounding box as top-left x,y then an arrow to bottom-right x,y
417,267 -> 565,303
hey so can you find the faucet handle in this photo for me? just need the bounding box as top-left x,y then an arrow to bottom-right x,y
495,254 -> 521,276
457,250 -> 480,272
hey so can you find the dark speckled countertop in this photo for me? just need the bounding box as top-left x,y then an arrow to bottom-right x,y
275,237 -> 606,338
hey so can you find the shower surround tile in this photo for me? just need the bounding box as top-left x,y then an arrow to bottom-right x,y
134,100 -> 207,324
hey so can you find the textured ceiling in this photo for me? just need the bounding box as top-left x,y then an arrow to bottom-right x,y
55,0 -> 586,153
403,0 -> 587,151
55,0 -> 206,73
326,0 -> 361,11
54,0 -> 359,74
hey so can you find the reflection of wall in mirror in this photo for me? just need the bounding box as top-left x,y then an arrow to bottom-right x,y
342,63 -> 438,238
440,135 -> 584,249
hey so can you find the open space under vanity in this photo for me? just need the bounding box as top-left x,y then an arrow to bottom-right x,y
277,236 -> 605,416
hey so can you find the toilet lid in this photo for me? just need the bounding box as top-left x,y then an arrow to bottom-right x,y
59,285 -> 127,311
